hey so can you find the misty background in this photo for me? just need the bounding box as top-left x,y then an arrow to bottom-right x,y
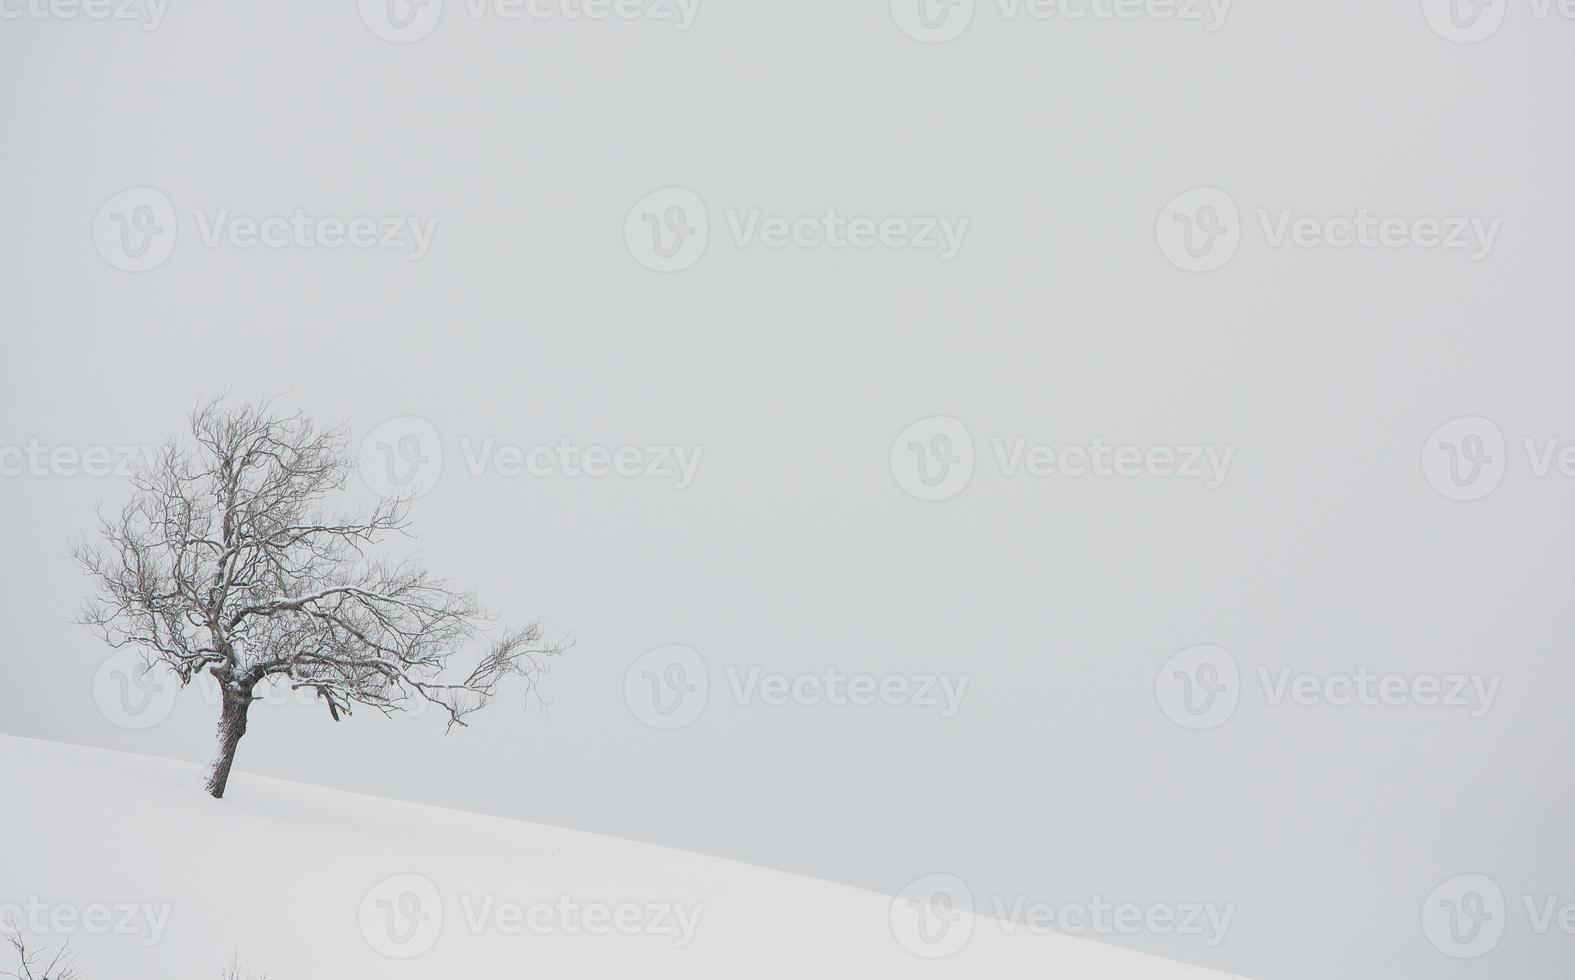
2,3 -> 1572,980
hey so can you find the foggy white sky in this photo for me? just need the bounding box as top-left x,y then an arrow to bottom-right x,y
2,4 -> 1572,980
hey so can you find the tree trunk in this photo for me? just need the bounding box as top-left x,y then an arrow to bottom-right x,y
203,686 -> 253,799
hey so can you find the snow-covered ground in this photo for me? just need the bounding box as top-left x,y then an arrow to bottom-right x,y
0,735 -> 1252,979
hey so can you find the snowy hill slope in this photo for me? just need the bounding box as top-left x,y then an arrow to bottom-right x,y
0,736 -> 1252,979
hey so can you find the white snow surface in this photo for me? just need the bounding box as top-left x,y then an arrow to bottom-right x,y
0,735 -> 1254,979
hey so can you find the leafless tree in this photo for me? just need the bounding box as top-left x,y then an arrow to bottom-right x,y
1,932 -> 84,980
74,397 -> 567,799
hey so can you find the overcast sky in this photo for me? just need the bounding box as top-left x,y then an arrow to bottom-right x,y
2,4 -> 1572,980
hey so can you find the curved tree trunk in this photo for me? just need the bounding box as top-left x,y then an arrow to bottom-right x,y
203,686 -> 253,799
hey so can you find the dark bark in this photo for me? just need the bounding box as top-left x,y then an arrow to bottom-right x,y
203,685 -> 253,799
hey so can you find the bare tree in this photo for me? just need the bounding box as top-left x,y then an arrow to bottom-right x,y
74,398 -> 566,799
1,932 -> 84,980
